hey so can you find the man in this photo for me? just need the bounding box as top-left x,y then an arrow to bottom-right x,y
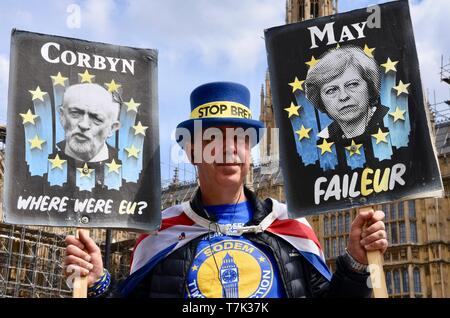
48,83 -> 121,191
65,82 -> 388,298
58,83 -> 121,162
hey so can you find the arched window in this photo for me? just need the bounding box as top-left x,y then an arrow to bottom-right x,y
331,215 -> 336,234
324,216 -> 329,236
391,223 -> 398,244
399,221 -> 406,243
390,203 -> 397,221
332,238 -> 337,257
386,271 -> 393,294
398,202 -> 404,219
325,239 -> 330,258
402,269 -> 409,293
310,0 -> 320,18
393,270 -> 401,294
299,0 -> 305,20
345,212 -> 351,233
408,200 -> 416,218
339,237 -> 345,255
410,221 -> 417,243
413,268 -> 421,293
338,214 -> 343,234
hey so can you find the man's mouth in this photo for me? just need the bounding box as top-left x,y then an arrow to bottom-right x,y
72,133 -> 90,142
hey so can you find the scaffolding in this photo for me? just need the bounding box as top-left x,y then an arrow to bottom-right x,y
0,223 -> 71,298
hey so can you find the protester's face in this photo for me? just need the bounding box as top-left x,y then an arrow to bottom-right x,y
320,66 -> 370,124
191,125 -> 251,188
60,93 -> 119,161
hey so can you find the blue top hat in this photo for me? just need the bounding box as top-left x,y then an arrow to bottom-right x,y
176,82 -> 264,146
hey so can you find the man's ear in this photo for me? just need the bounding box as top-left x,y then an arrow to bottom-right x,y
109,121 -> 121,137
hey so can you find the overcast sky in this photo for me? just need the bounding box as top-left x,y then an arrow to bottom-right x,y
0,0 -> 449,185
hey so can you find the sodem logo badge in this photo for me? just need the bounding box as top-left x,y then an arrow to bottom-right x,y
186,240 -> 274,298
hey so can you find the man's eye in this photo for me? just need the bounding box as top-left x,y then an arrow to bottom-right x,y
92,117 -> 103,125
69,111 -> 82,118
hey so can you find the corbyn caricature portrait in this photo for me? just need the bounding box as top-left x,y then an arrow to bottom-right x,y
58,83 -> 121,162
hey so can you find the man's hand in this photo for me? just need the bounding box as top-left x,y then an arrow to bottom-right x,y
347,209 -> 388,264
64,230 -> 104,287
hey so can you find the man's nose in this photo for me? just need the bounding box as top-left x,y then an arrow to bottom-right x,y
77,114 -> 91,131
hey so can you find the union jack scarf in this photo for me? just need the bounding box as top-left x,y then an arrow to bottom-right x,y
119,199 -> 331,296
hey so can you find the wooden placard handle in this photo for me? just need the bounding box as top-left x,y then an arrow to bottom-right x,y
358,207 -> 389,298
72,228 -> 88,298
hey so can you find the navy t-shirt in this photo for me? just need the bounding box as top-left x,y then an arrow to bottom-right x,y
185,201 -> 286,298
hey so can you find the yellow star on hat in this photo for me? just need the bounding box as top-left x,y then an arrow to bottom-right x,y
28,135 -> 46,150
20,109 -> 39,125
288,77 -> 304,93
295,125 -> 311,141
317,139 -> 334,155
78,70 -> 95,83
106,158 -> 122,174
345,140 -> 363,157
125,144 -> 140,159
29,86 -> 47,101
389,106 -> 407,122
371,128 -> 389,144
77,163 -> 94,178
48,154 -> 66,170
284,102 -> 301,118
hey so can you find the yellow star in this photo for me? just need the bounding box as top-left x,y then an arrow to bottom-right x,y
317,139 -> 334,155
284,102 -> 301,118
125,144 -> 140,159
259,257 -> 265,263
50,72 -> 68,87
133,121 -> 148,136
125,98 -> 141,112
389,106 -> 407,122
29,86 -> 47,102
363,44 -> 375,58
77,163 -> 94,178
371,128 -> 389,144
78,70 -> 95,83
288,77 -> 304,93
105,79 -> 121,93
345,139 -> 363,157
380,58 -> 399,74
393,80 -> 410,96
48,154 -> 66,170
295,125 -> 312,141
305,56 -> 320,68
106,159 -> 122,174
336,43 -> 341,49
192,265 -> 198,271
28,135 -> 46,150
20,109 -> 39,125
